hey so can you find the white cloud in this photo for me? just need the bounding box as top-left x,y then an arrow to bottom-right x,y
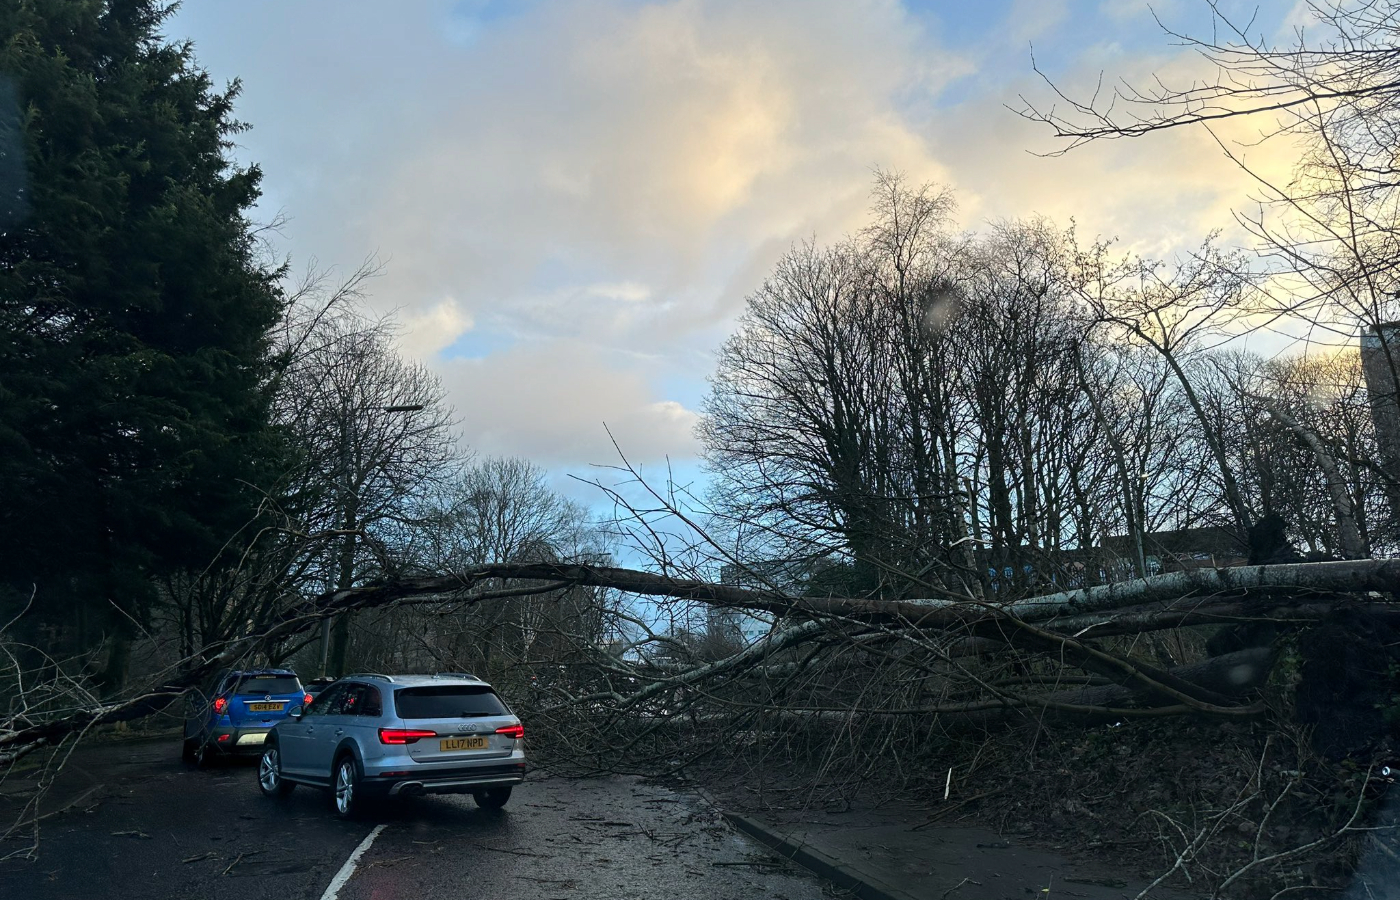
398,297 -> 474,361
439,338 -> 700,467
934,37 -> 1302,257
355,0 -> 958,318
173,0 -> 1305,475
584,282 -> 652,304
1098,0 -> 1176,23
323,0 -> 965,466
1006,0 -> 1070,44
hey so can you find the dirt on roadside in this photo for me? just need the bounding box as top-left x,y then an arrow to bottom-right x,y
661,717 -> 1400,899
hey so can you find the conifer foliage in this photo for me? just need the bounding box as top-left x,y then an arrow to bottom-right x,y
0,0 -> 284,666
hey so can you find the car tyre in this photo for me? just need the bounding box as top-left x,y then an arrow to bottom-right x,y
332,754 -> 370,819
258,744 -> 296,798
181,736 -> 197,764
193,738 -> 214,770
474,786 -> 512,810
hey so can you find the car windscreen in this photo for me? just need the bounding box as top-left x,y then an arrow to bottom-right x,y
394,686 -> 509,719
233,675 -> 301,696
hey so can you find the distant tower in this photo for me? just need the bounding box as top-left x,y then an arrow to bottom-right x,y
1360,322 -> 1400,523
705,604 -> 745,647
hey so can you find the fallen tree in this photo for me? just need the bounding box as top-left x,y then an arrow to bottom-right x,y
300,558 -> 1400,630
3,559 -> 1397,764
559,647 -> 1278,729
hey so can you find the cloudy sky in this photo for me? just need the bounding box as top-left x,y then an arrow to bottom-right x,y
170,0 -> 1300,502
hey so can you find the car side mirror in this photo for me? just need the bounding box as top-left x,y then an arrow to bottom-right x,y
288,705 -> 304,719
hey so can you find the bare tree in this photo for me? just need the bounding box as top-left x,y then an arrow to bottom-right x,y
1019,0 -> 1400,531
703,180 -> 1112,602
380,455 -> 613,682
152,262 -> 391,663
281,302 -> 458,675
1067,235 -> 1258,535
152,264 -> 460,677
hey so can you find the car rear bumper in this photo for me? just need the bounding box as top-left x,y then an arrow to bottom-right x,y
209,727 -> 271,755
377,762 -> 527,796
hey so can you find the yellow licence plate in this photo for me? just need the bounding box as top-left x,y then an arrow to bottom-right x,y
247,702 -> 284,712
439,736 -> 490,752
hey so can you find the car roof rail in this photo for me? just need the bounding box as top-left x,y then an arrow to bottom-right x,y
342,672 -> 395,682
433,671 -> 481,681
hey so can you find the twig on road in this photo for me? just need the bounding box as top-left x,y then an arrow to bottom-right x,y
6,784 -> 102,831
471,844 -> 546,858
220,849 -> 262,876
910,789 -> 1004,831
941,877 -> 979,898
712,859 -> 786,867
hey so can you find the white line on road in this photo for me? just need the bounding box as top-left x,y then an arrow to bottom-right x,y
318,823 -> 386,900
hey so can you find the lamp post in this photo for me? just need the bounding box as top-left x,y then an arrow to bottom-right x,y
317,402 -> 424,678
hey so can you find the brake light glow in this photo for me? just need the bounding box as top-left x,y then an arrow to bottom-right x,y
495,723 -> 524,740
378,728 -> 438,745
212,697 -> 228,715
303,693 -> 313,705
216,733 -> 231,742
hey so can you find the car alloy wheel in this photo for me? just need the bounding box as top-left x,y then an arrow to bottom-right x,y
334,758 -> 357,817
259,746 -> 294,797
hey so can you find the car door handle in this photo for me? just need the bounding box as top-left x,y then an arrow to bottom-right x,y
333,728 -> 344,736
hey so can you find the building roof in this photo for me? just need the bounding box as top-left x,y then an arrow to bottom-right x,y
1102,526 -> 1244,559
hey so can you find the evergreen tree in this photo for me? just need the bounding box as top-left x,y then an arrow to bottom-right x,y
0,0 -> 284,682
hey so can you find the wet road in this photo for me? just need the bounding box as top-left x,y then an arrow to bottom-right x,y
0,739 -> 834,900
339,776 -> 826,900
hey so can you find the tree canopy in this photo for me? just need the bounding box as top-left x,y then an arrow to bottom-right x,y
0,0 -> 284,665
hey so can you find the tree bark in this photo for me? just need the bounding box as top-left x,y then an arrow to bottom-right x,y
286,559 -> 1400,634
1254,395 -> 1368,558
6,560 -> 1398,763
632,648 -> 1276,730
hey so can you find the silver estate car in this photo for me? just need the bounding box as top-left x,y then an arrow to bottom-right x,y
256,673 -> 526,817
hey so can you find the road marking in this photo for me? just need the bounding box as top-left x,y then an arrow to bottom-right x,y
318,823 -> 386,900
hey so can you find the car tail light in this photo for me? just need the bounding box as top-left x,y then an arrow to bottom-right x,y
303,693 -> 313,706
212,697 -> 228,715
495,723 -> 524,740
378,728 -> 438,745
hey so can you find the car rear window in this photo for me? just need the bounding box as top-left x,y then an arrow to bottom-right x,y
234,675 -> 301,696
395,686 -> 509,719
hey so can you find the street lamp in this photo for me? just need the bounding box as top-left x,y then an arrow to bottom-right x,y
317,402 -> 425,677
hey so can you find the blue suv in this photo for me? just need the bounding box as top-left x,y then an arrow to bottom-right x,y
183,668 -> 310,767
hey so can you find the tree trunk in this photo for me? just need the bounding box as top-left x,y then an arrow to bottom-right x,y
1256,395 -> 1368,558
